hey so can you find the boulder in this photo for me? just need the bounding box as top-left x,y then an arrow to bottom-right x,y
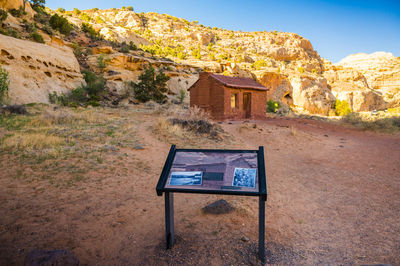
202,199 -> 234,215
0,34 -> 85,104
24,250 -> 79,266
289,76 -> 335,115
0,0 -> 35,18
189,31 -> 215,46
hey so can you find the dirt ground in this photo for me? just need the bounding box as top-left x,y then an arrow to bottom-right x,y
0,107 -> 399,265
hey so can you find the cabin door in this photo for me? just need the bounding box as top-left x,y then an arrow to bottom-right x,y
243,93 -> 251,118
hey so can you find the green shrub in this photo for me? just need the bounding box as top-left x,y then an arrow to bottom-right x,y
129,41 -> 137,50
178,89 -> 186,104
191,47 -> 201,59
30,32 -> 44,43
119,45 -> 130,53
49,13 -> 72,35
126,6 -> 133,11
252,59 -> 267,70
0,8 -> 8,22
97,55 -> 108,69
73,8 -> 81,15
81,22 -> 99,39
10,7 -> 24,17
57,7 -> 65,13
8,29 -> 20,38
80,13 -> 91,22
130,64 -> 170,103
0,64 -> 9,104
266,100 -> 280,113
298,67 -> 305,73
335,99 -> 352,116
49,70 -> 105,107
95,16 -> 105,24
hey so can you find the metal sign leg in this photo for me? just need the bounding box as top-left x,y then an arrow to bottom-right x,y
259,196 -> 265,263
165,192 -> 175,249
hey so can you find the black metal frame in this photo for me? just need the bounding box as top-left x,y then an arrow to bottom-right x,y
156,145 -> 268,263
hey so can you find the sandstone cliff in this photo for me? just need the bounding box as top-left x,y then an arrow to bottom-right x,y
0,34 -> 84,104
336,52 -> 400,107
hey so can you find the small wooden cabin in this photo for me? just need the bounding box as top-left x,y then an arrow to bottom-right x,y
189,72 -> 269,120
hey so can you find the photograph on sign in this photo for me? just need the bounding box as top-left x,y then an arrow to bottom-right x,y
169,171 -> 203,186
232,168 -> 256,188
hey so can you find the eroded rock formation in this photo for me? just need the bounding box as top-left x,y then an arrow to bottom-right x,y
0,34 -> 85,104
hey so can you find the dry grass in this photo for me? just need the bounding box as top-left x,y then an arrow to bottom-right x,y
342,112 -> 400,133
290,125 -> 297,136
1,132 -> 65,150
29,107 -> 105,127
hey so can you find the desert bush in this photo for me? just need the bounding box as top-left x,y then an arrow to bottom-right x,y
191,47 -> 201,59
81,22 -> 99,39
30,31 -> 44,43
73,8 -> 81,15
80,13 -> 91,22
0,9 -> 8,22
126,6 -> 134,11
49,13 -> 72,35
57,7 -> 65,13
298,67 -> 305,73
252,59 -> 267,70
97,55 -> 109,69
9,7 -> 26,17
95,16 -> 105,24
0,64 -> 10,104
177,89 -> 186,104
128,41 -> 137,50
130,64 -> 170,103
49,70 -> 105,107
266,100 -> 280,113
335,99 -> 352,116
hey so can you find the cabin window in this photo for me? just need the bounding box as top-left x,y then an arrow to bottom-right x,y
231,93 -> 238,108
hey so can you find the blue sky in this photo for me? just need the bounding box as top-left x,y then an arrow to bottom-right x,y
46,0 -> 400,63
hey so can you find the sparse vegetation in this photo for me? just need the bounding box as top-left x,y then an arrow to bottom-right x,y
81,22 -> 100,39
342,112 -> 400,133
9,7 -> 26,17
335,99 -> 352,116
30,31 -> 45,43
73,8 -> 81,15
130,64 -> 170,103
49,70 -> 105,107
266,100 -> 280,113
0,8 -> 8,22
57,7 -> 65,13
298,67 -> 305,73
252,59 -> 267,70
49,13 -> 72,35
0,64 -> 10,104
178,89 -> 186,104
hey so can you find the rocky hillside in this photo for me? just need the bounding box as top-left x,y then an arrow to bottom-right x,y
0,4 -> 398,113
336,52 -> 400,107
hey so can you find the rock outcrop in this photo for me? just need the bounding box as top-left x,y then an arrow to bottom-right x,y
0,0 -> 35,18
323,68 -> 385,111
259,72 -> 293,106
336,52 -> 400,108
0,34 -> 85,104
86,52 -> 198,96
289,75 -> 335,115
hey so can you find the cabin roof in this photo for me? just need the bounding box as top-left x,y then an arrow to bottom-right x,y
209,73 -> 269,91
